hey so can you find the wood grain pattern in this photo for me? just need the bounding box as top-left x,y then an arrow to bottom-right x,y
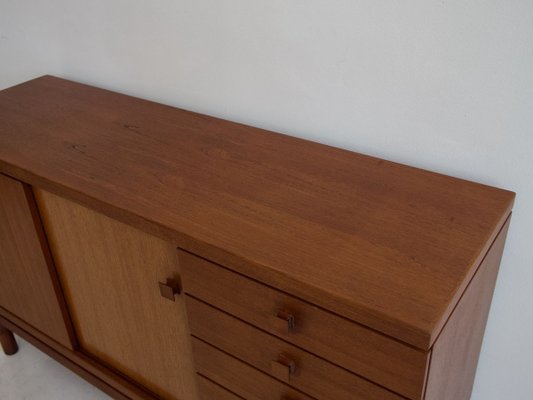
187,297 -> 406,400
192,338 -> 315,400
0,173 -> 73,349
180,250 -> 428,399
424,216 -> 511,400
0,307 -> 156,400
0,76 -> 515,348
34,189 -> 198,400
197,375 -> 244,400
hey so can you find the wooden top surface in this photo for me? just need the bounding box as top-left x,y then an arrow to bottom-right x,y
0,76 -> 514,349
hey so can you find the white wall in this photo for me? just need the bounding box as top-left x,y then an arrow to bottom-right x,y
1,1 -> 532,398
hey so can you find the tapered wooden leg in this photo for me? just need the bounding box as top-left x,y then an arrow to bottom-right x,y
0,324 -> 19,355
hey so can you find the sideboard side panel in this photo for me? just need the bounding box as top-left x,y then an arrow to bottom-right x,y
424,216 -> 511,400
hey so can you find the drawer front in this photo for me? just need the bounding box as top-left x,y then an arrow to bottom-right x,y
188,297 -> 405,400
192,338 -> 314,400
180,250 -> 429,399
197,375 -> 242,400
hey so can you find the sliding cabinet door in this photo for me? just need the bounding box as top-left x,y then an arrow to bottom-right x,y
0,174 -> 73,349
35,189 -> 198,400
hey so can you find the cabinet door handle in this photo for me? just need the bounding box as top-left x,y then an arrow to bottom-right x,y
273,310 -> 295,334
158,278 -> 181,301
271,353 -> 296,383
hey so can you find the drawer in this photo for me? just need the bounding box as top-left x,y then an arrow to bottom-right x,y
192,337 -> 314,400
180,250 -> 429,399
197,375 -> 242,400
188,297 -> 405,400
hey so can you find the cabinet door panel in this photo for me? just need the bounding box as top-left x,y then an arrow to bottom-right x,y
0,174 -> 73,349
35,189 -> 198,400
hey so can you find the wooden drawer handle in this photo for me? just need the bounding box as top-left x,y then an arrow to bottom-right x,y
271,353 -> 296,383
274,310 -> 295,334
158,278 -> 181,301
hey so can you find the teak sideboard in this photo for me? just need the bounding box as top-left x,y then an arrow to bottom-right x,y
0,76 -> 514,400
